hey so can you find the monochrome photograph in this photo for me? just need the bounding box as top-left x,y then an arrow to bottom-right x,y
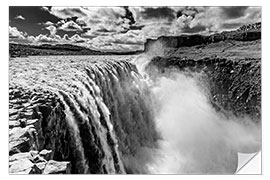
9,6 -> 261,174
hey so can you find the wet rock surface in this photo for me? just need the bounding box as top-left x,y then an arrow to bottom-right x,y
9,56 -> 158,174
143,23 -> 261,122
146,57 -> 261,122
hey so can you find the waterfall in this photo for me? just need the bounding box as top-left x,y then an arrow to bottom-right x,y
31,59 -> 159,173
9,55 -> 261,174
132,55 -> 261,174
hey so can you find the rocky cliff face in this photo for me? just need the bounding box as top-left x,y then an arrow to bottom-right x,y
9,87 -> 72,174
144,22 -> 261,53
9,56 -> 159,174
143,23 -> 261,121
145,57 -> 261,122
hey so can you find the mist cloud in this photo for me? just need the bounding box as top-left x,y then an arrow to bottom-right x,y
146,72 -> 261,174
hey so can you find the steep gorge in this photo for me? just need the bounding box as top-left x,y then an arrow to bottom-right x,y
146,57 -> 261,122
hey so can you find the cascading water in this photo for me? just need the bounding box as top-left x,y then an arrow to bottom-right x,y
131,45 -> 261,174
9,53 -> 261,174
9,56 -> 159,174
55,60 -> 160,174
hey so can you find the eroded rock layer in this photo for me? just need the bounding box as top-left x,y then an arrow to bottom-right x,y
145,57 -> 261,122
9,56 -> 159,174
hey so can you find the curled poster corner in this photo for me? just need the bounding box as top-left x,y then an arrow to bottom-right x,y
236,151 -> 261,174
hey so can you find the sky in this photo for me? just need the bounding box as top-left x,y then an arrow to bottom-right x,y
9,6 -> 261,52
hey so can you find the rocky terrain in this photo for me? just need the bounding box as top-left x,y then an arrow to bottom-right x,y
146,57 -> 261,122
144,22 -> 261,123
9,86 -> 73,174
144,22 -> 261,60
9,56 -> 158,174
9,22 -> 261,174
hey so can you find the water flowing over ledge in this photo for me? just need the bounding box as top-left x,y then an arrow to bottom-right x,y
9,54 -> 261,174
9,56 -> 159,174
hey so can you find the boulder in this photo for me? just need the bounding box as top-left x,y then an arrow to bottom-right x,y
43,160 -> 71,174
36,162 -> 47,173
30,150 -> 39,157
32,154 -> 46,163
39,149 -> 52,161
9,126 -> 38,155
9,152 -> 33,162
9,159 -> 35,174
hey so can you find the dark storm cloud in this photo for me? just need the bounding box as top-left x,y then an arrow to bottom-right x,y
176,7 -> 199,19
221,6 -> 249,19
141,7 -> 175,21
122,6 -> 136,25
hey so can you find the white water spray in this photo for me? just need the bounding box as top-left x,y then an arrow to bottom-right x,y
147,73 -> 260,174
131,43 -> 261,174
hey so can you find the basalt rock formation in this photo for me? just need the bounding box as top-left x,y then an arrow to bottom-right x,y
143,22 -> 261,122
144,22 -> 261,60
145,57 -> 261,122
9,56 -> 159,174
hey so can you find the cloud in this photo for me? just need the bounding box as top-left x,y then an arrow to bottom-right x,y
50,7 -> 87,19
141,7 -> 175,21
34,34 -> 58,43
123,6 -> 136,25
88,30 -> 145,51
9,26 -> 26,39
9,6 -> 261,51
45,25 -> 57,36
70,34 -> 87,43
63,34 -> 70,41
44,21 -> 54,26
14,15 -> 25,20
176,7 -> 199,18
27,33 -> 87,45
58,21 -> 83,32
33,34 -> 61,43
221,6 -> 249,19
49,7 -> 130,34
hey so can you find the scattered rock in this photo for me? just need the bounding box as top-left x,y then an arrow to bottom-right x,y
36,162 -> 46,172
43,160 -> 71,174
30,150 -> 39,157
32,155 -> 46,163
9,152 -> 33,162
9,159 -> 34,174
39,149 -> 52,161
9,126 -> 38,154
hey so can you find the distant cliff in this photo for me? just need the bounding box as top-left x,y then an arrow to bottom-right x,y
144,22 -> 261,52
